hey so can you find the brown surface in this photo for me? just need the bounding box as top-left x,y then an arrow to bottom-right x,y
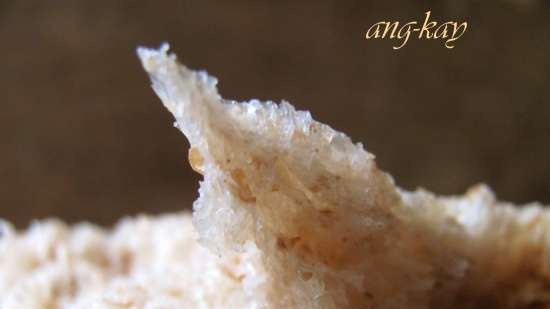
1,0 -> 549,226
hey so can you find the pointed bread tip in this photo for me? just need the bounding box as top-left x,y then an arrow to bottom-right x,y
137,43 -> 172,73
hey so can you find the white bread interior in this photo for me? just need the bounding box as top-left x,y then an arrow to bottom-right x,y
1,44 -> 549,309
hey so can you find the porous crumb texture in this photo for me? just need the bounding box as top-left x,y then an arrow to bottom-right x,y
0,214 -> 259,309
137,45 -> 550,309
2,44 -> 549,309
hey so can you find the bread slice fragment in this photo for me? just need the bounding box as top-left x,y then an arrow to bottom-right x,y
136,44 -> 550,309
1,45 -> 549,309
0,214 -> 259,309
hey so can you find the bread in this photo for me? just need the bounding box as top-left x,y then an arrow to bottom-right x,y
0,213 -> 261,309
1,44 -> 549,309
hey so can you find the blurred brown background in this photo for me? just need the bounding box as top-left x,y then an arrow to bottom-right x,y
1,1 -> 549,227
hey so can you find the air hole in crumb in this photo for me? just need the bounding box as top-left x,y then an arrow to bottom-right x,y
276,237 -> 287,250
302,271 -> 313,280
319,209 -> 335,216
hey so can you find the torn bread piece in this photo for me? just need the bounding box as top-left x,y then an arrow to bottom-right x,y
138,44 -> 550,309
0,214 -> 257,309
1,45 -> 548,309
